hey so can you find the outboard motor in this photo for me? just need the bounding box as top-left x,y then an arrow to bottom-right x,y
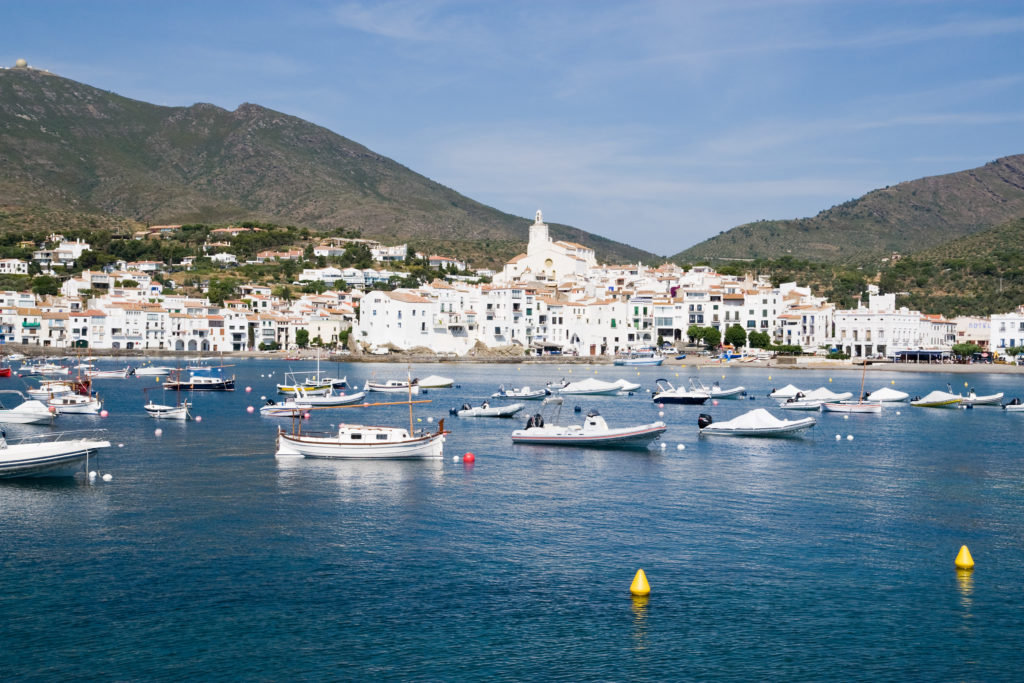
525,416 -> 535,429
534,413 -> 544,428
449,407 -> 458,416
768,388 -> 776,397
698,413 -> 713,429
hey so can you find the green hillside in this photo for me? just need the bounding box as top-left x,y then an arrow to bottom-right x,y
673,154 -> 1024,265
0,67 -> 656,268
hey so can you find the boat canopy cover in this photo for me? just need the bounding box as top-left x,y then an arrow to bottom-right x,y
801,387 -> 852,401
561,378 -> 620,393
712,409 -> 797,430
867,387 -> 909,401
769,384 -> 803,398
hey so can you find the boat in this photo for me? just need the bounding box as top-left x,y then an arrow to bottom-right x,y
690,378 -> 746,399
778,394 -> 824,411
768,384 -> 804,399
144,400 -> 191,420
294,390 -> 367,407
364,378 -> 420,395
277,371 -> 333,396
910,390 -> 962,408
613,347 -> 665,366
47,393 -> 103,415
0,390 -> 56,424
820,400 -> 882,414
511,398 -> 666,448
961,389 -> 1004,406
418,375 -> 454,388
491,385 -> 550,400
276,420 -> 446,459
697,409 -> 816,437
0,366 -> 10,378
559,378 -> 622,396
261,399 -> 309,417
611,378 -> 642,392
0,429 -> 111,479
134,365 -> 173,377
27,380 -> 75,401
451,401 -> 525,418
87,367 -> 133,379
864,387 -> 909,403
163,366 -> 235,392
652,379 -> 709,405
1003,398 -> 1024,412
800,387 -> 854,402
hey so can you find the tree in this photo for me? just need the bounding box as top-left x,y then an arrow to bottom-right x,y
207,277 -> 238,304
31,275 -> 61,297
295,329 -> 309,348
748,330 -> 771,348
686,324 -> 702,343
724,324 -> 747,349
951,342 -> 982,360
702,327 -> 721,349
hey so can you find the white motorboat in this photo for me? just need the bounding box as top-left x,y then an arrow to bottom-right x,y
87,367 -> 133,379
418,375 -> 454,388
364,379 -> 420,395
491,385 -> 550,400
820,400 -> 883,414
452,401 -> 525,418
690,378 -> 746,399
652,379 -> 709,405
768,384 -> 804,399
0,430 -> 111,478
144,401 -> 191,420
1003,398 -> 1024,412
864,387 -> 909,402
134,365 -> 173,377
47,394 -> 103,415
698,409 -> 815,437
294,390 -> 367,407
276,420 -> 446,459
612,378 -> 642,392
261,399 -> 308,417
27,380 -> 75,401
559,378 -> 622,396
911,390 -> 962,408
961,390 -> 1004,406
0,391 -> 56,425
511,399 -> 666,448
778,394 -> 824,411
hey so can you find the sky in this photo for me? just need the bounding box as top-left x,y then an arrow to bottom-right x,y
4,1 -> 1023,256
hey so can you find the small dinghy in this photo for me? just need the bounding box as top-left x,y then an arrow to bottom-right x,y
418,375 -> 454,388
491,385 -> 550,400
698,408 -> 815,437
709,381 -> 746,399
778,393 -> 824,411
801,387 -> 854,402
612,378 -> 642,392
961,389 -> 1004,406
911,390 -> 962,408
451,401 -> 525,418
559,378 -> 622,396
864,387 -> 909,403
820,400 -> 882,414
511,398 -> 666,448
1003,398 -> 1024,412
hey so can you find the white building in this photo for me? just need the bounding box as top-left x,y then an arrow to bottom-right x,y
0,259 -> 28,275
497,211 -> 596,284
990,307 -> 1024,355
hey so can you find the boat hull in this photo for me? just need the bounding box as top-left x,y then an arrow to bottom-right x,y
700,420 -> 815,437
456,403 -> 524,418
164,378 -> 235,391
0,439 -> 110,478
144,403 -> 190,420
511,422 -> 667,448
613,358 -> 664,366
653,394 -> 709,405
821,402 -> 883,414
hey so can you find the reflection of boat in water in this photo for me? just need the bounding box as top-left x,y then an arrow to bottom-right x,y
511,397 -> 666,448
451,401 -> 524,418
0,429 -> 110,478
698,409 -> 815,437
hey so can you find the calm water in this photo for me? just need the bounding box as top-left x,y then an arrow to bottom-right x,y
2,360 -> 1024,680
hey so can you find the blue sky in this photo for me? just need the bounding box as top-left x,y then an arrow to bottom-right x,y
5,1 -> 1023,255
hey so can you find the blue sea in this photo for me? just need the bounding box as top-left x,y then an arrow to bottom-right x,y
2,360 -> 1024,681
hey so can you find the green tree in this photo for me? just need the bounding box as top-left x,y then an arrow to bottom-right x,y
31,275 -> 61,296
951,342 -> 982,360
748,330 -> 771,348
207,277 -> 238,304
686,324 -> 702,343
702,327 -> 721,349
724,324 -> 747,349
295,329 -> 309,348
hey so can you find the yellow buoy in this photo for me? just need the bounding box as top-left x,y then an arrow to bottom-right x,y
955,545 -> 974,570
630,568 -> 650,596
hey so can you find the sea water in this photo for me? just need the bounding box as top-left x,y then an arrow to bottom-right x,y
2,360 -> 1023,680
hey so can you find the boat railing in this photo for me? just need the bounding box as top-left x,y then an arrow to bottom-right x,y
2,428 -> 109,446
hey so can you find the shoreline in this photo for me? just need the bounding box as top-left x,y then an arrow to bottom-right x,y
8,344 -> 1022,374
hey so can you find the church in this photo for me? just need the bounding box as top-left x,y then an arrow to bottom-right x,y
496,211 -> 596,284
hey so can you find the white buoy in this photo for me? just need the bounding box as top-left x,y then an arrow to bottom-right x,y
261,396 -> 267,401
843,414 -> 849,420
154,428 -> 163,436
427,416 -> 434,423
896,410 -> 901,415
847,434 -> 854,441
836,434 -> 842,440
659,443 -> 667,449
195,416 -> 202,422
118,443 -> 124,448
658,411 -> 664,417
452,455 -> 461,463
677,444 -> 685,451
102,473 -> 112,482
89,470 -> 97,480
245,386 -> 252,393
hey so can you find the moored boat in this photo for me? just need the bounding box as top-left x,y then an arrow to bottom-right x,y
511,399 -> 666,448
613,347 -> 665,366
47,393 -> 103,415
652,378 -> 709,405
451,401 -> 524,418
0,429 -> 111,478
144,401 -> 191,420
910,390 -> 962,408
418,375 -> 454,388
276,420 -> 446,459
163,366 -> 235,392
697,409 -> 815,437
820,400 -> 883,414
864,387 -> 909,403
491,385 -> 550,400
364,379 -> 420,395
768,384 -> 804,399
1003,398 -> 1024,412
0,390 -> 56,424
559,378 -> 625,396
778,394 -> 824,411
961,390 -> 1004,406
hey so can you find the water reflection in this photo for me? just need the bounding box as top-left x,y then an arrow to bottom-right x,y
276,456 -> 444,502
956,569 -> 974,613
631,594 -> 649,650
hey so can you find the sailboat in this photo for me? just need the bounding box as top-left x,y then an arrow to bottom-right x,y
143,371 -> 192,420
821,360 -> 883,413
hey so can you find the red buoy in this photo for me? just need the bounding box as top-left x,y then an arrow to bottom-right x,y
463,452 -> 476,463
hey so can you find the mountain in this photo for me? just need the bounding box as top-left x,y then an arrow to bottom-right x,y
0,66 -> 657,267
673,154 -> 1024,265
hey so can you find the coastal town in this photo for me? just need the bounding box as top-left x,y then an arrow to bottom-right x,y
3,211 -> 1023,362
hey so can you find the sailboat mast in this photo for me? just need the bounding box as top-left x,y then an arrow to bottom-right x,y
407,368 -> 414,434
